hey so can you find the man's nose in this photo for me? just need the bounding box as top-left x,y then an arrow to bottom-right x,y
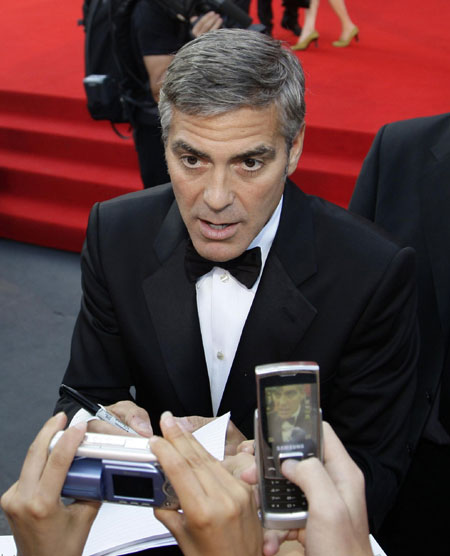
203,168 -> 234,211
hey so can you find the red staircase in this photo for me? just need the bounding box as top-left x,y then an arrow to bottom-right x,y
0,89 -> 372,252
0,90 -> 142,251
1,0 -> 449,253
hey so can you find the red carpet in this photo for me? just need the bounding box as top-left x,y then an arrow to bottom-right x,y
1,0 -> 449,251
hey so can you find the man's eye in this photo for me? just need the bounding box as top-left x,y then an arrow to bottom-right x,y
242,158 -> 263,171
181,155 -> 200,168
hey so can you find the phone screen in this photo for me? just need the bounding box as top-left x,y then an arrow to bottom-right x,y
261,373 -> 319,460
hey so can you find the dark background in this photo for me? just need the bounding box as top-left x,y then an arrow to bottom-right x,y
0,239 -> 81,534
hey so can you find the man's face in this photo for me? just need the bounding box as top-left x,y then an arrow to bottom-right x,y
165,105 -> 304,262
272,385 -> 303,419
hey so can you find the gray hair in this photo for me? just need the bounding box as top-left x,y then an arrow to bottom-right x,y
159,28 -> 305,150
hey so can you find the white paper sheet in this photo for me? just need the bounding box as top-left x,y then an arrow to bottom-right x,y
0,530 -> 388,556
0,535 -> 17,556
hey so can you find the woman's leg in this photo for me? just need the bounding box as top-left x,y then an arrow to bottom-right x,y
328,0 -> 357,40
296,0 -> 319,43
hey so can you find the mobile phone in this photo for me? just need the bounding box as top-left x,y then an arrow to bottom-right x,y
49,431 -> 178,508
255,361 -> 322,529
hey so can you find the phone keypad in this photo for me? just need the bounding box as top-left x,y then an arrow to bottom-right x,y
265,478 -> 307,511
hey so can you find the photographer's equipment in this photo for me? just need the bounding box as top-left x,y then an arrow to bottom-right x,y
80,0 -> 157,136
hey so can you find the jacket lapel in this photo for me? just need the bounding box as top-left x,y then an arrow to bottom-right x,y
219,182 -> 318,422
420,131 -> 450,342
142,201 -> 213,417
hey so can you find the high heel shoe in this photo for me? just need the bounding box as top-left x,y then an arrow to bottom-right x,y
332,26 -> 359,47
291,30 -> 319,51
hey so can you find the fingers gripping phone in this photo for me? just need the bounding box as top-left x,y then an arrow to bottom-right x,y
255,361 -> 322,529
49,431 -> 178,508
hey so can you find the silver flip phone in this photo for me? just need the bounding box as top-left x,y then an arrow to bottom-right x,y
255,361 -> 322,529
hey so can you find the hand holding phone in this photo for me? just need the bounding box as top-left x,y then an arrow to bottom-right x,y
255,361 -> 322,529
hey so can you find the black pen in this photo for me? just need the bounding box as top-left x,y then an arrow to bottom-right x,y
60,384 -> 138,435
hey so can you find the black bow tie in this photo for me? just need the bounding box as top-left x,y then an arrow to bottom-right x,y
185,241 -> 262,289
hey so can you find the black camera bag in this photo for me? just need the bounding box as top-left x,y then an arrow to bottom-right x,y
80,0 -> 149,124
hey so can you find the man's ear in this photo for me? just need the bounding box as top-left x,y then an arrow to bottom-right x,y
287,124 -> 305,176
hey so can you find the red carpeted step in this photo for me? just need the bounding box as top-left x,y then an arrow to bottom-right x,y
0,130 -> 141,189
0,93 -> 141,172
0,192 -> 88,252
0,160 -> 137,209
294,125 -> 374,206
0,161 -> 139,251
0,90 -> 143,249
294,167 -> 356,208
0,90 -> 136,145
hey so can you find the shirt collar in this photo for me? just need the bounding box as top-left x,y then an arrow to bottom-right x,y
248,195 -> 283,268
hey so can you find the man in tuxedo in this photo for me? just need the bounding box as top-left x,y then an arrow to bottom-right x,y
56,29 -> 418,530
349,112 -> 450,555
267,384 -> 318,463
267,384 -> 309,443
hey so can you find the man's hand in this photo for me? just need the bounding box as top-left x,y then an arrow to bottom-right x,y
191,11 -> 223,38
1,413 -> 100,556
221,451 -> 255,480
87,400 -> 153,437
151,411 -> 263,556
237,438 -> 255,454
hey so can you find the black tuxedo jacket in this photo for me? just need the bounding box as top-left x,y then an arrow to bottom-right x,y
56,179 -> 418,528
350,113 -> 450,450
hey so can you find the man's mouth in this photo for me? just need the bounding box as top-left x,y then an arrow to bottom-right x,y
198,219 -> 238,240
208,223 -> 229,230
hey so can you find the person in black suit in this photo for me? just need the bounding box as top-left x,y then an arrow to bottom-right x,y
267,384 -> 309,442
257,0 -> 303,36
349,112 -> 450,555
131,1 -> 223,190
55,29 -> 418,531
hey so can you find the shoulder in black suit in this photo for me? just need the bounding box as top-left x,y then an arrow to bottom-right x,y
350,112 -> 450,447
350,113 -> 450,553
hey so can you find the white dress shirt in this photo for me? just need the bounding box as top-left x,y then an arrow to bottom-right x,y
196,197 -> 283,415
